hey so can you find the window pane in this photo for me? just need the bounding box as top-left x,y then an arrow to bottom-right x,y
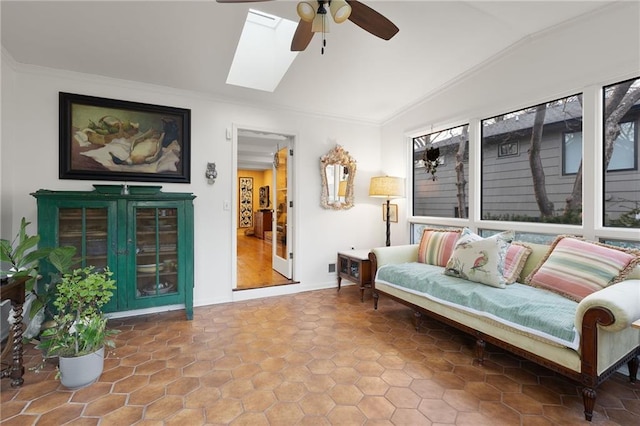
410,223 -> 462,244
608,121 -> 636,171
413,124 -> 469,218
479,229 -> 557,245
563,132 -> 582,175
603,77 -> 640,228
481,94 -> 583,224
600,239 -> 640,250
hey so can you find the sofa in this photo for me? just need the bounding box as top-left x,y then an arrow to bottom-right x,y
369,229 -> 640,421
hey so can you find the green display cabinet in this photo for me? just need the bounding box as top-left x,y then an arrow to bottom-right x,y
32,187 -> 196,319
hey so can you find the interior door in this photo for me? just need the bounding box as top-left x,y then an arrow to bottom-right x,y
272,144 -> 292,278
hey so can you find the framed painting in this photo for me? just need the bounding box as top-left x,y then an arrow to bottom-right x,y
59,92 -> 191,183
383,203 -> 398,223
259,185 -> 270,209
239,177 -> 253,228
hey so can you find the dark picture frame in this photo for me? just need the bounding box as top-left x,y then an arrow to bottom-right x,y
59,92 -> 191,183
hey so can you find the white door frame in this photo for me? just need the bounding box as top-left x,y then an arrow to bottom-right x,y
231,123 -> 297,289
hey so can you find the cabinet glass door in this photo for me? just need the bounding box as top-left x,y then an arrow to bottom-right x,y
339,257 -> 349,275
350,261 -> 360,279
58,208 -> 109,271
135,207 -> 179,298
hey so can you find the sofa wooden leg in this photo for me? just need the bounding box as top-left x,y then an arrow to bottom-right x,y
629,355 -> 639,382
413,311 -> 421,331
475,338 -> 485,364
582,387 -> 596,421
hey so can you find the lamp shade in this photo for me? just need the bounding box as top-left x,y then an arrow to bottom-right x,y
369,176 -> 405,199
330,0 -> 352,23
297,2 -> 316,22
311,13 -> 330,33
338,180 -> 348,197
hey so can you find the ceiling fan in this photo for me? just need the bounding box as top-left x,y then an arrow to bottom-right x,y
217,0 -> 399,54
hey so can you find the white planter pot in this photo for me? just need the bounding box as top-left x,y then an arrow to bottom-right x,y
58,347 -> 105,389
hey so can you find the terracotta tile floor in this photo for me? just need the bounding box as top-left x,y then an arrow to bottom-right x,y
2,286 -> 639,425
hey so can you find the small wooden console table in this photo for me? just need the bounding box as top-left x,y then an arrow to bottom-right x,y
337,250 -> 372,302
1,276 -> 27,387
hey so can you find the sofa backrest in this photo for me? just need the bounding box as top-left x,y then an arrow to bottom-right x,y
517,243 -> 550,283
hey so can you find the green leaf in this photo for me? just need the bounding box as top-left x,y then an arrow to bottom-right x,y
13,235 -> 40,265
48,246 -> 77,274
0,239 -> 14,263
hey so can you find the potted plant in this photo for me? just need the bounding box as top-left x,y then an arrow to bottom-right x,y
37,266 -> 118,389
0,218 -> 76,339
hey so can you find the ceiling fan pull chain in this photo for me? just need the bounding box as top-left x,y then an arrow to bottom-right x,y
321,14 -> 326,55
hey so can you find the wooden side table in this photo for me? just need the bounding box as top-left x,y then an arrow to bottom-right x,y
337,250 -> 372,302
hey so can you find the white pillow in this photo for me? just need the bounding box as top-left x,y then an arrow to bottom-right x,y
444,229 -> 513,288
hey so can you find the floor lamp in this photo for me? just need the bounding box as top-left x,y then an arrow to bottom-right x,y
369,176 -> 405,246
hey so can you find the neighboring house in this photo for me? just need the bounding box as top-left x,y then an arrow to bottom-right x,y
414,100 -> 640,224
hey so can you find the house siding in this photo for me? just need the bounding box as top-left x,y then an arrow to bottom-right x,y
414,114 -> 639,222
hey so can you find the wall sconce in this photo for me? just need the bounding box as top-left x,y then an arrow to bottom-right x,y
205,162 -> 217,184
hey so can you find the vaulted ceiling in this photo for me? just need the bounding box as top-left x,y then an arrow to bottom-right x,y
1,1 -> 614,125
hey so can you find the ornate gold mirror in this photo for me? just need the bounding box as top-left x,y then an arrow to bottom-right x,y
320,145 -> 356,210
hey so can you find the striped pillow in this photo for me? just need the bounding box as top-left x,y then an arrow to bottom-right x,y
504,243 -> 533,284
525,236 -> 640,302
417,228 -> 461,266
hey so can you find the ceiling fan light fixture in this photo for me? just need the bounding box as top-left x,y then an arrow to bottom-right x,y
297,2 -> 316,22
329,0 -> 351,23
311,13 -> 330,33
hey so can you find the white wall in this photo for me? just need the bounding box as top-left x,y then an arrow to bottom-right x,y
0,52 -> 391,310
381,1 -> 640,244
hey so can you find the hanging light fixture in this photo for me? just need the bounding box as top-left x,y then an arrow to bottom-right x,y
329,0 -> 351,23
296,1 -> 352,54
296,2 -> 316,22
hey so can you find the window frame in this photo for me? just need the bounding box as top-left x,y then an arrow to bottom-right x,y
407,75 -> 640,244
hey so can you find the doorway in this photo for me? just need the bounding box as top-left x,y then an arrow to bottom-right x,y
234,126 -> 295,290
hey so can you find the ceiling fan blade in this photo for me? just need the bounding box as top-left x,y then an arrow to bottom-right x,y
346,0 -> 399,40
291,19 -> 314,52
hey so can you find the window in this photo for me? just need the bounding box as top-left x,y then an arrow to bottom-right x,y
608,121 -> 636,171
564,121 -> 636,176
413,124 -> 469,218
603,77 -> 640,228
563,131 -> 582,175
481,94 -> 583,224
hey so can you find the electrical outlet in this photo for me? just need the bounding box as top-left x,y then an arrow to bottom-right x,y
223,200 -> 231,211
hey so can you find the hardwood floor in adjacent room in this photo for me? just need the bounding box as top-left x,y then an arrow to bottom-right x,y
236,232 -> 294,290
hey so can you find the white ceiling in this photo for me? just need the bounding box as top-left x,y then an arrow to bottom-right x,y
1,0 -> 615,125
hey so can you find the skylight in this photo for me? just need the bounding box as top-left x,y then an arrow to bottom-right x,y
226,9 -> 299,92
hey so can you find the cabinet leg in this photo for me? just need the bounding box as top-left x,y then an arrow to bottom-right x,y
337,276 -> 341,292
